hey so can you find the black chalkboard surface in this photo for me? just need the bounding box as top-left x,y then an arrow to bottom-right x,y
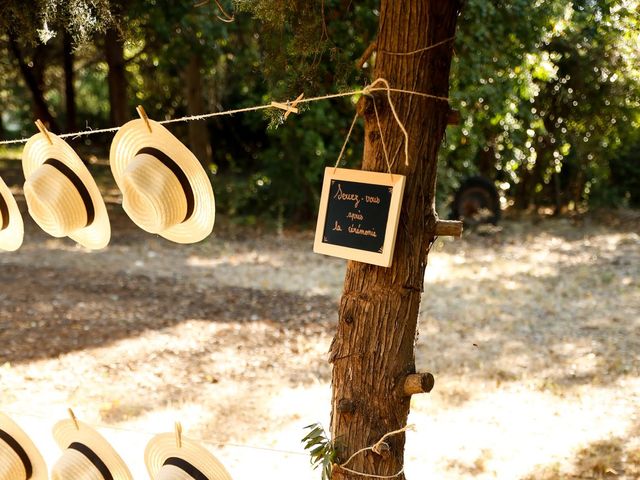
314,167 -> 405,267
322,179 -> 392,253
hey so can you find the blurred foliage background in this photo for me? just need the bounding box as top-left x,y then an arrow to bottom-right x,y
0,0 -> 638,224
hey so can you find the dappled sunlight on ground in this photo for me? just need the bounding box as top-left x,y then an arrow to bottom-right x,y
1,206 -> 638,478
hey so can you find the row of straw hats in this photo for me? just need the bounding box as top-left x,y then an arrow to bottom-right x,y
0,111 -> 215,252
0,412 -> 232,480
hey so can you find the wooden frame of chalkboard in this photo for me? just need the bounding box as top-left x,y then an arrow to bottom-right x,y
314,167 -> 406,267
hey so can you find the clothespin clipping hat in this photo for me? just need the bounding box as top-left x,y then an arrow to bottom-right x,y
21,120 -> 111,250
0,178 -> 24,252
51,409 -> 133,480
109,106 -> 215,244
145,422 -> 233,480
0,412 -> 47,480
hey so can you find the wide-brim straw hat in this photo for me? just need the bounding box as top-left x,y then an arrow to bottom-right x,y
0,177 -> 24,251
52,418 -> 132,480
146,433 -> 232,480
0,412 -> 47,480
109,118 -> 215,244
22,128 -> 110,250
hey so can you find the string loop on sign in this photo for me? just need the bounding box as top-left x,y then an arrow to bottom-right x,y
336,424 -> 415,479
333,77 -> 411,179
363,78 -> 410,169
333,113 -> 359,173
370,96 -> 394,181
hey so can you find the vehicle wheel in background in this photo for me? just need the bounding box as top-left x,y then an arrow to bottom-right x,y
451,176 -> 501,226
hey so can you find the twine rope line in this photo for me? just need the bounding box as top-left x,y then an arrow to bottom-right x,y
1,408 -> 309,458
337,424 -> 415,479
365,78 -> 410,168
379,36 -> 455,56
0,87 -> 447,146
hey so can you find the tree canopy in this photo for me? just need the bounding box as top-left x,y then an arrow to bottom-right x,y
0,0 -> 638,220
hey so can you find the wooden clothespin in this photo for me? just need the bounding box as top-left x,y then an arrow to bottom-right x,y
35,119 -> 53,145
136,105 -> 152,133
285,93 -> 304,120
68,408 -> 80,430
270,92 -> 304,120
175,421 -> 183,448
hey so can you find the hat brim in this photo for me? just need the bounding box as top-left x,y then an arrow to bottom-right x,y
109,119 -> 215,244
0,412 -> 47,480
145,433 -> 233,480
53,419 -> 132,480
22,132 -> 110,250
0,178 -> 24,251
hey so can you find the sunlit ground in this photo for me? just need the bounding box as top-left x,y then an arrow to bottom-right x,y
0,202 -> 638,479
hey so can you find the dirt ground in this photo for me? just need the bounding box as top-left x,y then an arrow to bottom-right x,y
0,169 -> 638,479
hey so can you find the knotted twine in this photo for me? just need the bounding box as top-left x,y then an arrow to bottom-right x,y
336,424 -> 415,479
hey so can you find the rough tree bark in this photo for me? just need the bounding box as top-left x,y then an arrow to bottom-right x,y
329,2 -> 462,479
185,54 -> 213,166
8,35 -> 59,132
105,27 -> 129,127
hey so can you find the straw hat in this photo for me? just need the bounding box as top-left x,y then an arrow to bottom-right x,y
0,412 -> 47,480
109,116 -> 215,244
0,178 -> 24,251
52,418 -> 132,480
22,125 -> 110,250
145,432 -> 232,480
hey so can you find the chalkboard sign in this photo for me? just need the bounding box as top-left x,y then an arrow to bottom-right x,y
314,167 -> 405,267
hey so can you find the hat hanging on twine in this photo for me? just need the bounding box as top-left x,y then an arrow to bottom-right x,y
51,410 -> 133,480
0,178 -> 24,252
145,423 -> 233,480
0,412 -> 47,480
109,106 -> 215,244
21,120 -> 110,250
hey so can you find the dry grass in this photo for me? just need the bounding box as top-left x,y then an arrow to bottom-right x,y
0,196 -> 638,478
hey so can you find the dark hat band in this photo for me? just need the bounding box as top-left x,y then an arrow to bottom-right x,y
43,159 -> 95,227
0,428 -> 33,479
135,147 -> 195,223
163,456 -> 209,480
0,192 -> 9,231
68,442 -> 113,480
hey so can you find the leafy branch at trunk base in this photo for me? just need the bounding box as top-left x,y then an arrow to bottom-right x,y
302,423 -> 336,480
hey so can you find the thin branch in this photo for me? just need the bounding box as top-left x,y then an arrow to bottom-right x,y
213,0 -> 235,22
193,0 -> 234,22
356,40 -> 377,69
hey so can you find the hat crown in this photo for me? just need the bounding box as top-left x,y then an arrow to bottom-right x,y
0,447 -> 27,480
24,164 -> 88,237
121,153 -> 188,234
157,464 -> 198,480
52,449 -> 105,480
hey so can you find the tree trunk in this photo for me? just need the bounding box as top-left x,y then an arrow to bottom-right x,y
63,31 -> 77,132
185,54 -> 213,166
8,35 -> 59,132
105,27 -> 129,127
329,2 -> 462,479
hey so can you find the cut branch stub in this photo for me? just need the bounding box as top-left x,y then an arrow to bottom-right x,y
403,372 -> 435,396
447,109 -> 461,125
434,219 -> 463,237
